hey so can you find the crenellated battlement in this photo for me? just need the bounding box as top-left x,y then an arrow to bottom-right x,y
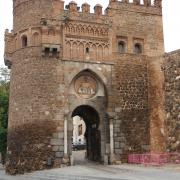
13,0 -> 162,33
65,1 -> 104,16
8,0 -> 164,60
109,0 -> 162,8
13,0 -> 27,8
4,29 -> 14,68
107,0 -> 162,16
13,0 -> 162,17
13,0 -> 162,10
7,0 -> 164,63
63,0 -> 162,16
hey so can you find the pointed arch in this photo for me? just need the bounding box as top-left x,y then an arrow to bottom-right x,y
69,68 -> 108,89
90,27 -> 94,35
48,29 -> 55,36
79,42 -> 84,60
72,42 -> 78,59
97,45 -> 103,61
87,25 -> 91,34
91,44 -> 97,61
104,45 -> 109,61
65,41 -> 71,59
21,34 -> 28,48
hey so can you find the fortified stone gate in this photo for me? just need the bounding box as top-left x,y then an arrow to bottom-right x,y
4,0 -> 179,175
68,69 -> 109,162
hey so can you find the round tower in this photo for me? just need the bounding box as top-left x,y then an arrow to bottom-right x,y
6,0 -> 65,174
13,0 -> 54,32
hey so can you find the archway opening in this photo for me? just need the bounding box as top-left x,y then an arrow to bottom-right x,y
72,105 -> 101,163
21,35 -> 28,48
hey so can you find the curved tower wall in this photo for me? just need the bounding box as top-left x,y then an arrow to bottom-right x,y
6,0 -> 66,174
13,0 -> 53,31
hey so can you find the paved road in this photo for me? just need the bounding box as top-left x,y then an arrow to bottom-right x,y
1,151 -> 180,180
0,163 -> 180,180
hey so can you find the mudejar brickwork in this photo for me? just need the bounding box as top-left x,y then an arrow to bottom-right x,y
4,0 -> 179,174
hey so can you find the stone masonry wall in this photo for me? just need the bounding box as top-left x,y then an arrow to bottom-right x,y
4,0 -> 166,174
113,54 -> 149,162
110,1 -> 164,57
13,0 -> 53,32
6,47 -> 68,174
164,51 -> 180,152
63,60 -> 113,160
148,57 -> 166,153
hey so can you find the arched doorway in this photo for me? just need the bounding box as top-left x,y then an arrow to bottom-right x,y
67,69 -> 110,165
72,105 -> 101,162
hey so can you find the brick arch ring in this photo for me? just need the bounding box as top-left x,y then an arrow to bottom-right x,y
68,67 -> 108,86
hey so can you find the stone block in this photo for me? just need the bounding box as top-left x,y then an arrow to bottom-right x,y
62,157 -> 70,164
58,132 -> 64,139
50,139 -> 63,146
52,145 -> 59,152
55,151 -> 64,158
115,142 -> 120,149
115,107 -> 121,113
59,145 -> 64,151
104,155 -> 109,165
53,158 -> 61,168
70,155 -> 74,166
52,133 -> 58,138
115,149 -> 123,154
120,142 -> 125,148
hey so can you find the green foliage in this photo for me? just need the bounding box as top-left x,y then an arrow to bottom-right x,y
0,67 -> 10,163
0,67 -> 10,84
0,86 -> 9,128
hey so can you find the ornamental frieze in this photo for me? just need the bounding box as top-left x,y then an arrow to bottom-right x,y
64,22 -> 109,37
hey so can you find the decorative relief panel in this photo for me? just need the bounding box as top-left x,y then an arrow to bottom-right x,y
64,23 -> 109,37
64,38 -> 110,61
74,75 -> 98,99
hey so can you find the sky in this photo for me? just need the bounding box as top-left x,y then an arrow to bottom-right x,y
0,0 -> 180,67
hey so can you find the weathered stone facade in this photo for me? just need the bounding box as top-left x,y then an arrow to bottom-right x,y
4,0 -> 179,175
164,50 -> 180,152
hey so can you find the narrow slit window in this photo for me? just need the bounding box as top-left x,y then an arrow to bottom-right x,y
45,47 -> 50,53
134,43 -> 142,54
118,41 -> 126,53
21,35 -> 28,48
44,47 -> 50,55
52,48 -> 58,53
86,47 -> 90,54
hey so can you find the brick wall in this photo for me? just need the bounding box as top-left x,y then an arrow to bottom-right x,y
6,47 -> 66,174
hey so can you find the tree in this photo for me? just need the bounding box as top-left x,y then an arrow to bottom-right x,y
0,67 -> 10,164
0,67 -> 10,84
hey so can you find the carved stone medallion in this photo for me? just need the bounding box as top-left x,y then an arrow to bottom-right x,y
74,75 -> 98,99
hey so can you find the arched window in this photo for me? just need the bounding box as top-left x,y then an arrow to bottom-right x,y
21,35 -> 28,48
118,41 -> 126,53
86,47 -> 90,54
48,29 -> 55,36
134,43 -> 142,54
15,38 -> 18,49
